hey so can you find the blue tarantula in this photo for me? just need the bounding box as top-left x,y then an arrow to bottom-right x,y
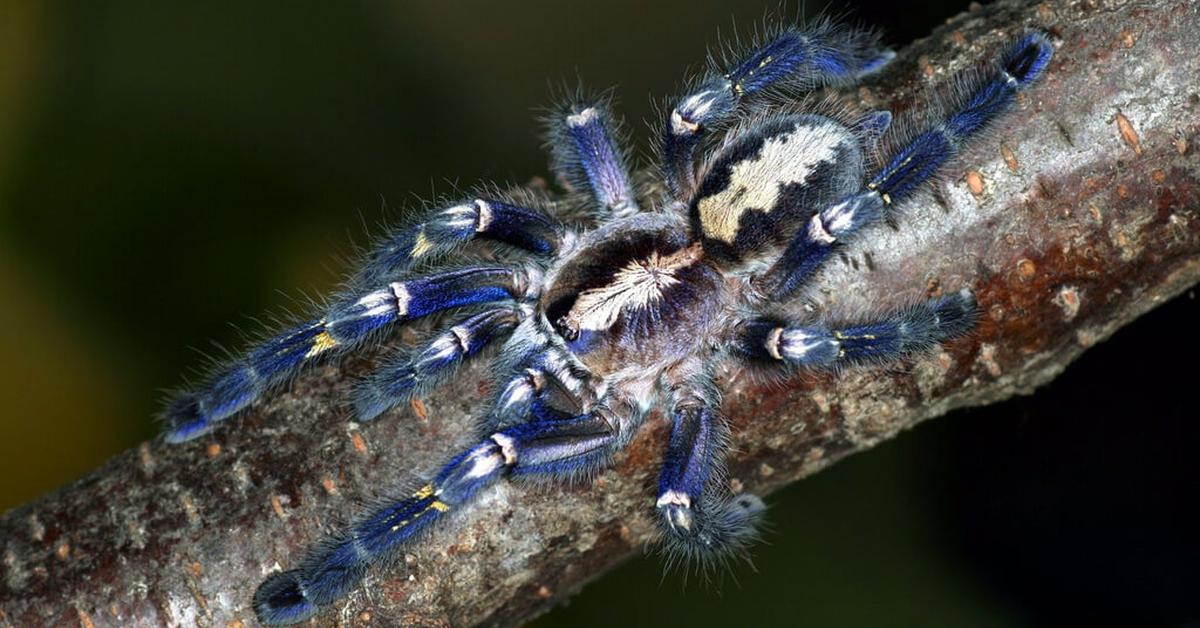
160,17 -> 1052,625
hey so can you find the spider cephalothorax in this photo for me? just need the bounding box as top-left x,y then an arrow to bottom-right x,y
159,17 -> 1052,625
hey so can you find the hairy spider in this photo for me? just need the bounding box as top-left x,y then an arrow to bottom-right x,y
160,17 -> 1052,625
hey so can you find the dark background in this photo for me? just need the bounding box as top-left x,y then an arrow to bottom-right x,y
0,2 -> 1195,626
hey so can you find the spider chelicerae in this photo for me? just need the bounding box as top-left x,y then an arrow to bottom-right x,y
160,16 -> 1052,626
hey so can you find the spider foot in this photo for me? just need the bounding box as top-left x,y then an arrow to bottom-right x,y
658,492 -> 767,564
253,569 -> 321,626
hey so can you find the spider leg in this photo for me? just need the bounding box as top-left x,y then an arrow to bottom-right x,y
735,289 -> 976,368
253,410 -> 624,626
360,198 -> 563,282
486,354 -> 592,434
760,34 -> 1053,297
664,19 -> 893,197
485,319 -> 595,431
545,96 -> 639,218
656,373 -> 765,563
164,265 -> 536,442
490,363 -> 581,428
352,306 -> 523,422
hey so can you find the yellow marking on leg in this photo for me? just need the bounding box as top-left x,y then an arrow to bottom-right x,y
867,183 -> 893,205
304,330 -> 340,359
410,228 -> 434,258
388,487 -> 450,533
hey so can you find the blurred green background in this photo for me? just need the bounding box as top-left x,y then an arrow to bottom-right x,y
1,2 -> 1196,626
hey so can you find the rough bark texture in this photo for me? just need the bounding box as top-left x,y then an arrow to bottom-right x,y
2,0 -> 1198,626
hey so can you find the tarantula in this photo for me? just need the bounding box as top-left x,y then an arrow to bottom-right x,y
160,17 -> 1052,625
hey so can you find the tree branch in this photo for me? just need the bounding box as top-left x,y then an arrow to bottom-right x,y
2,0 -> 1197,625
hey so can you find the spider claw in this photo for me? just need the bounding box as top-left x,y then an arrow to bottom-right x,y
253,570 -> 319,626
160,394 -> 203,443
659,493 -> 767,564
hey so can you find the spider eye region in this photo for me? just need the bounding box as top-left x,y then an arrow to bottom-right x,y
690,114 -> 864,262
563,247 -> 692,333
542,219 -> 720,367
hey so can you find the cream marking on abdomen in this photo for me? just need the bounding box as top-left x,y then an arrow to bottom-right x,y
697,120 -> 850,244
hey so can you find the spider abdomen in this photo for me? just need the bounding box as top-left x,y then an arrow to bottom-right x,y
690,113 -> 865,263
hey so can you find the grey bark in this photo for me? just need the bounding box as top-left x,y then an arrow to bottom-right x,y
2,0 -> 1198,625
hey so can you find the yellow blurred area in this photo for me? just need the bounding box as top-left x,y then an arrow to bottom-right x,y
0,2 -> 122,509
0,246 -> 128,508
0,2 -> 131,509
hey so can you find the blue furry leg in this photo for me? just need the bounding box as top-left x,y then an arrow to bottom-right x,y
656,386 -> 765,559
253,412 -> 619,625
736,289 -> 978,368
